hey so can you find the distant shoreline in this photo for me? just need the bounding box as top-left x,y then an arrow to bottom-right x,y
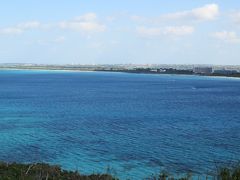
0,67 -> 240,79
0,68 -> 95,73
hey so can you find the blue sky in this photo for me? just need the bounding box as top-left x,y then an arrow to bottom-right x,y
0,1 -> 240,65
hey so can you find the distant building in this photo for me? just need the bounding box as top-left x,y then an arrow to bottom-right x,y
193,67 -> 213,74
150,69 -> 158,72
157,68 -> 166,73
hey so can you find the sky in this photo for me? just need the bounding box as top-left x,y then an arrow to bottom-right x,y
0,1 -> 240,65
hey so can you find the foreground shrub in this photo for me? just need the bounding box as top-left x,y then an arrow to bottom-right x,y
0,162 -> 117,180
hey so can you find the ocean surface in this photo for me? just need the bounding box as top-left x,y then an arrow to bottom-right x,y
0,70 -> 240,179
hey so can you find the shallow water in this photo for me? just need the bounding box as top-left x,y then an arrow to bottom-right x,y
0,70 -> 240,179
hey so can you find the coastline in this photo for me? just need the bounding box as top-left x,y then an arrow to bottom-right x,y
0,67 -> 240,80
0,68 -> 94,72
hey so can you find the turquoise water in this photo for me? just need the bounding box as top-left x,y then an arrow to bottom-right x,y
0,70 -> 240,179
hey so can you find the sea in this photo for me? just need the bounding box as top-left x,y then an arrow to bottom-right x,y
0,70 -> 240,179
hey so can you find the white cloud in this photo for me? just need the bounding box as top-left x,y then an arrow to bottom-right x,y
53,36 -> 66,43
36,36 -> 66,45
17,21 -> 41,29
132,4 -> 219,24
164,26 -> 194,36
230,11 -> 240,24
212,31 -> 240,43
164,4 -> 219,21
59,21 -> 106,32
0,13 -> 106,35
137,26 -> 194,37
0,27 -> 23,35
74,13 -> 97,21
137,27 -> 162,37
59,13 -> 106,33
0,21 -> 41,35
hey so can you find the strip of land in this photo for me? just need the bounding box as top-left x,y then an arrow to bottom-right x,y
0,63 -> 240,78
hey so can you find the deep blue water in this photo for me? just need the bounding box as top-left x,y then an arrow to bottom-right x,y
0,70 -> 240,179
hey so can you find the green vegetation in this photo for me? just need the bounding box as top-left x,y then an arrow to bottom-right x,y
146,171 -> 193,180
1,162 -> 240,180
217,166 -> 240,180
0,162 -> 117,180
147,165 -> 240,180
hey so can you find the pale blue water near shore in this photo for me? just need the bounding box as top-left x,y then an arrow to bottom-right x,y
0,70 -> 240,179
